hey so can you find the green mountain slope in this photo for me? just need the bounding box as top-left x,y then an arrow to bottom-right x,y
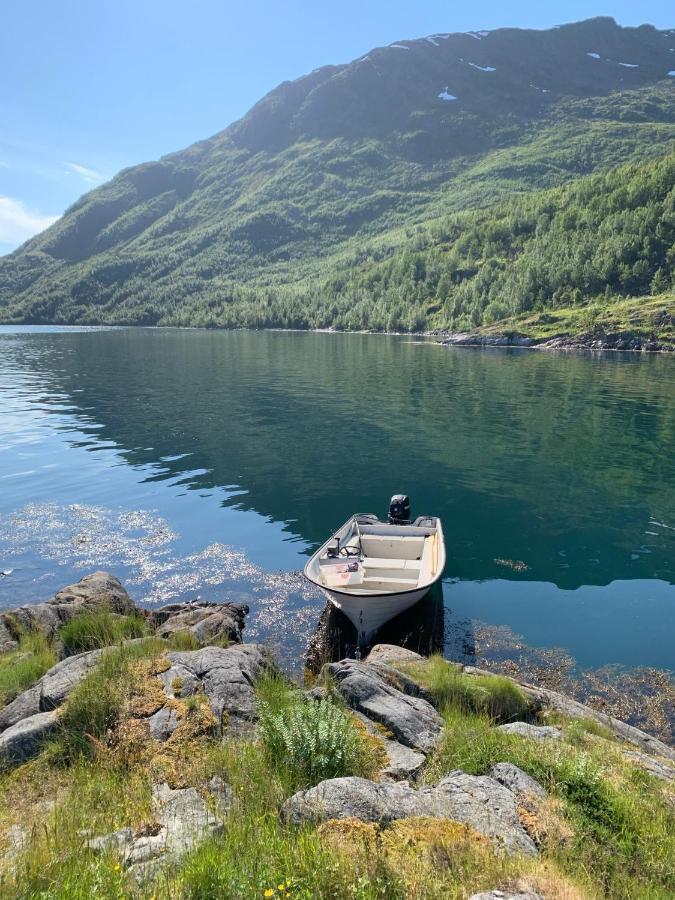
1,16 -> 675,328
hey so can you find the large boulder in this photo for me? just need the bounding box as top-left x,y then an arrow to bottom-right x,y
0,711 -> 58,766
0,572 -> 134,650
149,601 -> 248,646
51,572 -> 135,616
281,771 -> 537,856
324,660 -> 443,753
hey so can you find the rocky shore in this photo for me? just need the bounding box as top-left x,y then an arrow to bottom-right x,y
436,330 -> 675,352
0,573 -> 673,898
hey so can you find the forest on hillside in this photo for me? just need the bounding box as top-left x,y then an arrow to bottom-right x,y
168,152 -> 675,332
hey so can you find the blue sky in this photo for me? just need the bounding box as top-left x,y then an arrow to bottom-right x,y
1,1 -> 672,254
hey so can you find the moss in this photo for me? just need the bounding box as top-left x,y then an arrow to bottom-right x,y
349,715 -> 389,777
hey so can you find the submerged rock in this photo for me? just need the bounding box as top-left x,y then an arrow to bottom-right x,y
325,659 -> 443,753
281,771 -> 537,856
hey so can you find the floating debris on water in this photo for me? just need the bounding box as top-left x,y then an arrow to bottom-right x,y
494,558 -> 530,572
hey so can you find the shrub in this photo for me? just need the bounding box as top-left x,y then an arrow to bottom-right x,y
0,632 -> 57,707
58,610 -> 147,654
259,697 -> 368,788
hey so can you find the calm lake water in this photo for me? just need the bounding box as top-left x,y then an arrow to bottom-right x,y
1,326 -> 674,673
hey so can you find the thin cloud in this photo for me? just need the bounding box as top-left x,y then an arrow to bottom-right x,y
0,196 -> 59,247
65,162 -> 105,184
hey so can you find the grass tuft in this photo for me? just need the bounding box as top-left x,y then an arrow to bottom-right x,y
58,610 -> 148,655
0,632 -> 57,708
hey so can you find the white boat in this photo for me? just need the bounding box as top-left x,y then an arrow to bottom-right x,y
304,496 -> 446,646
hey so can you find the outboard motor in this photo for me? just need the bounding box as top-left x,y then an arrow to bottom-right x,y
388,493 -> 411,524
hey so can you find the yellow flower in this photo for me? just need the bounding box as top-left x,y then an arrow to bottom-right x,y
264,891 -> 274,898
113,863 -> 121,872
278,886 -> 285,892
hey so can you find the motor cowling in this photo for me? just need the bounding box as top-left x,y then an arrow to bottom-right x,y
388,494 -> 411,524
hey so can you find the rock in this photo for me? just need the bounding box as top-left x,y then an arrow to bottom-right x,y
156,663 -> 200,699
207,775 -> 233,816
0,711 -> 58,766
87,781 -> 227,879
352,709 -> 426,783
497,723 -> 562,742
39,649 -> 105,708
622,751 -> 675,783
324,660 -> 443,753
469,892 -> 543,900
166,645 -> 267,733
281,771 -> 537,856
366,644 -> 425,666
0,649 -> 103,732
150,601 -> 248,646
51,571 -> 135,616
489,763 -> 547,799
0,572 -> 135,650
87,827 -> 134,854
147,705 -> 180,741
380,739 -> 426,783
506,679 -> 675,761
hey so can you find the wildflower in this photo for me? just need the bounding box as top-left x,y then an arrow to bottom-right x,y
264,891 -> 274,898
278,885 -> 285,891
113,863 -> 121,872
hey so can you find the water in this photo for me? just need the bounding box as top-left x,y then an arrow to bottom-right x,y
1,326 -> 674,674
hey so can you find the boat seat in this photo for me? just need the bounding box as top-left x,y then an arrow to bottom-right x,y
362,557 -> 421,571
362,575 -> 419,587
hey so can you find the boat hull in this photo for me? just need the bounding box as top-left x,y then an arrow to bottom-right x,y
321,584 -> 433,645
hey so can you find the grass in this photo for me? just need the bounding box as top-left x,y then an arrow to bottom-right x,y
53,638 -> 166,762
0,633 -> 57,708
0,646 -> 672,899
423,704 -> 675,899
476,293 -> 675,345
58,610 -> 148,655
399,654 -> 531,723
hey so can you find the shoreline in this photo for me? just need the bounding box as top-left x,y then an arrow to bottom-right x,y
2,321 -> 674,354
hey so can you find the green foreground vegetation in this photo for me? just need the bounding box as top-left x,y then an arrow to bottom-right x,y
0,614 -> 673,899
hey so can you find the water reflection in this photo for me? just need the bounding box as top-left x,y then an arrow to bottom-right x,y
0,327 -> 674,678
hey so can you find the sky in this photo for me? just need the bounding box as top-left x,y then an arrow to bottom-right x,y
1,0 -> 672,254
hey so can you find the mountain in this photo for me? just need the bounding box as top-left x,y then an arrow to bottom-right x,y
1,16 -> 674,329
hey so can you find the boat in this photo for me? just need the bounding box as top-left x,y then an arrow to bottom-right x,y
303,494 -> 446,646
